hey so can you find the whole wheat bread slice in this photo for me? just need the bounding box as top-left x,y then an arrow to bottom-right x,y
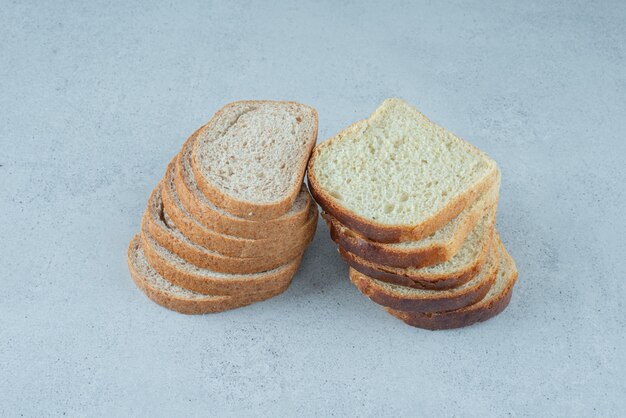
139,230 -> 301,296
176,133 -> 312,239
349,237 -> 498,313
128,235 -> 291,314
142,185 -> 317,274
325,173 -> 499,268
386,236 -> 518,330
308,98 -> 499,243
340,209 -> 495,290
191,101 -> 318,220
161,159 -> 317,258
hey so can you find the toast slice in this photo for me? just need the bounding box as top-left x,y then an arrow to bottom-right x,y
176,133 -> 312,239
308,98 -> 499,243
340,209 -> 495,290
191,101 -> 318,220
325,173 -> 499,268
161,159 -> 317,258
139,230 -> 301,296
128,236 -> 291,314
349,237 -> 498,313
386,236 -> 518,330
142,185 -> 317,274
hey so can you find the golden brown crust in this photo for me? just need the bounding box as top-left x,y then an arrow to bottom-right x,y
337,225 -> 494,290
175,132 -> 313,239
308,153 -> 498,243
161,161 -> 317,258
139,231 -> 301,296
348,243 -> 498,312
322,202 -> 493,268
142,192 -> 317,274
190,100 -> 318,221
127,236 -> 290,314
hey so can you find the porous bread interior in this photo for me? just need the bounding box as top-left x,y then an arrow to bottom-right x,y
367,239 -> 498,296
387,173 -> 499,249
313,98 -> 497,224
143,229 -> 296,278
194,102 -> 316,204
180,139 -> 309,218
375,208 -> 495,275
130,238 -> 216,300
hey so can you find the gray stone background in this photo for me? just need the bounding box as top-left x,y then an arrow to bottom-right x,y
1,1 -> 624,416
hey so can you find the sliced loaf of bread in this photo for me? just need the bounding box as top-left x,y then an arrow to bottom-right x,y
142,185 -> 317,274
191,101 -> 318,220
325,172 -> 499,268
308,98 -> 499,243
386,236 -> 518,330
176,133 -> 312,239
128,236 -> 291,314
340,209 -> 495,290
139,230 -> 301,296
161,159 -> 317,258
349,237 -> 498,313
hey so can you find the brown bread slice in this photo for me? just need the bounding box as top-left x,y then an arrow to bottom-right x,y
340,210 -> 495,290
386,236 -> 518,330
175,132 -> 312,239
161,159 -> 316,258
142,185 -> 317,274
128,235 -> 291,314
191,101 -> 318,220
349,238 -> 499,312
139,230 -> 300,296
324,175 -> 499,268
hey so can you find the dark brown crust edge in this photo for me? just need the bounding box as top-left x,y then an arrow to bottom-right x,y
191,101 -> 318,221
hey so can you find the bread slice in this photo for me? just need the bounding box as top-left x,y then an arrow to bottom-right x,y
139,229 -> 301,296
128,235 -> 291,314
349,237 -> 499,313
308,98 -> 499,243
142,185 -> 317,274
340,209 -> 495,290
176,132 -> 312,239
191,101 -> 318,220
161,159 -> 317,258
325,173 -> 499,268
386,236 -> 518,330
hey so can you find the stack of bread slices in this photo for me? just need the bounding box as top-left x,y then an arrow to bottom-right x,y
127,101 -> 319,314
308,98 -> 518,330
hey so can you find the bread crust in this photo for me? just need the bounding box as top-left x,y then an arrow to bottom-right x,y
348,241 -> 498,312
161,160 -> 317,258
128,236 -> 291,314
323,199 -> 495,268
175,132 -> 312,239
190,100 -> 318,221
338,223 -> 494,290
139,232 -> 301,296
142,186 -> 317,274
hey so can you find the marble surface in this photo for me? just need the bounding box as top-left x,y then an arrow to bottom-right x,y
1,1 -> 624,416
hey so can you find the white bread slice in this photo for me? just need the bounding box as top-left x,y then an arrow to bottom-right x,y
308,98 -> 499,243
349,237 -> 499,313
325,172 -> 499,268
142,185 -> 317,274
161,159 -> 317,258
128,235 -> 292,314
191,101 -> 318,220
386,236 -> 518,330
176,133 -> 312,239
340,209 -> 496,290
139,230 -> 301,296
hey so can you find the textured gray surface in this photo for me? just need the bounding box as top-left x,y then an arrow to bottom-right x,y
1,1 -> 625,417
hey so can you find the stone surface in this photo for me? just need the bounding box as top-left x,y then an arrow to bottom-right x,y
1,1 -> 624,416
